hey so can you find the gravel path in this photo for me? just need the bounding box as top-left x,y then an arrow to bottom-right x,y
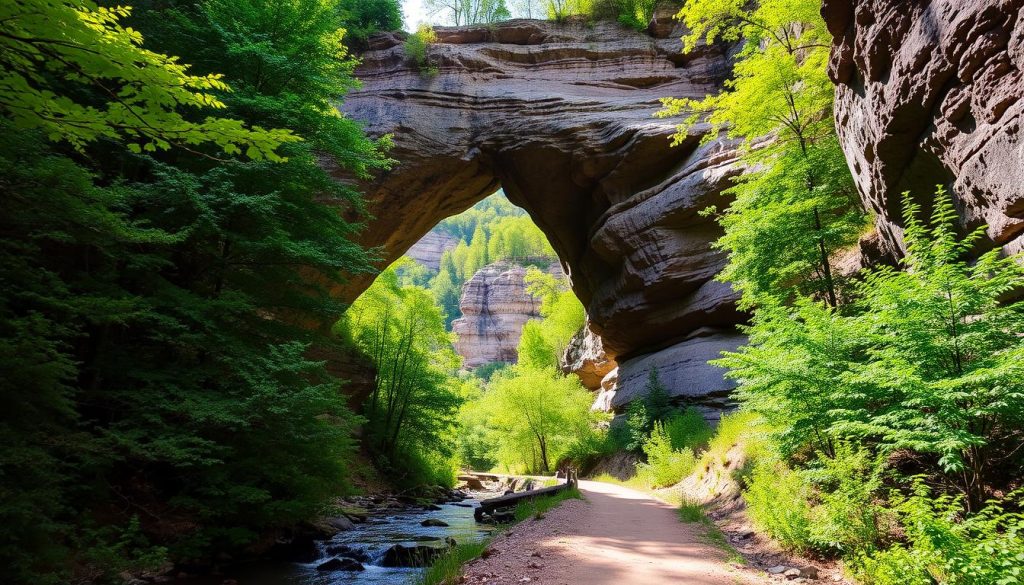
461,479 -> 772,585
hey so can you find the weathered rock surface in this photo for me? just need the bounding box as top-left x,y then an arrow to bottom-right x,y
341,19 -> 746,367
592,367 -> 619,412
561,325 -> 617,391
405,230 -> 458,271
452,262 -> 545,368
824,0 -> 1024,258
611,328 -> 745,423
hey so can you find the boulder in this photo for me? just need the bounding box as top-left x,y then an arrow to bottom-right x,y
379,543 -> 451,567
324,544 -> 371,563
561,325 -> 617,391
420,518 -> 450,527
611,328 -> 746,422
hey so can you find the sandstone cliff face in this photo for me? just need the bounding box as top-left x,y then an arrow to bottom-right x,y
406,230 -> 458,271
452,262 -> 544,368
824,0 -> 1024,258
342,18 -> 746,412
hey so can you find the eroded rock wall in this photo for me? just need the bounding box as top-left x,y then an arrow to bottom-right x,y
824,0 -> 1024,257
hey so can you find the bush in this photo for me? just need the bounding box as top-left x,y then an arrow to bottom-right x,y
744,459 -> 815,552
637,421 -> 697,488
615,0 -> 656,30
546,0 -> 592,22
805,444 -> 886,557
855,483 -> 1024,585
405,24 -> 438,75
663,408 -> 713,452
561,424 -> 617,474
621,368 -> 674,452
472,361 -> 509,382
339,0 -> 403,47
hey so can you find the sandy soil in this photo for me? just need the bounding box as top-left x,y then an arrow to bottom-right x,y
461,480 -> 773,585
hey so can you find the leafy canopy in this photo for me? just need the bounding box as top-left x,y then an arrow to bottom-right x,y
658,0 -> 864,309
0,0 -> 297,157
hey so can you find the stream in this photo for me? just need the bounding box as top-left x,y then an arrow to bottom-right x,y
177,494 -> 497,585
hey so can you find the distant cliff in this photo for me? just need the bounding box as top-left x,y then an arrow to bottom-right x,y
405,231 -> 457,271
452,261 -> 564,368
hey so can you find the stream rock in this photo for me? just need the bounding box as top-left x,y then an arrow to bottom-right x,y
324,544 -> 371,563
316,557 -> 365,572
379,543 -> 453,567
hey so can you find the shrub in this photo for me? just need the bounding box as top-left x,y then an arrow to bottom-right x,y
856,483 -> 1024,585
663,407 -> 713,452
616,0 -> 656,30
472,361 -> 509,381
621,367 -> 674,452
546,0 -> 592,22
561,423 -> 617,474
805,444 -> 886,557
405,24 -> 438,75
744,459 -> 815,552
637,421 -> 697,488
339,0 -> 403,47
701,410 -> 766,467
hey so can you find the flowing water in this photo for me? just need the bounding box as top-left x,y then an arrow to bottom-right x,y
178,499 -> 495,585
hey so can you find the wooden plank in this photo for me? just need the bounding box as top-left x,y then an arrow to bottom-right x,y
473,480 -> 575,521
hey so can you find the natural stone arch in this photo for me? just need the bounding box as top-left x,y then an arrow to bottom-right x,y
339,18 -> 746,413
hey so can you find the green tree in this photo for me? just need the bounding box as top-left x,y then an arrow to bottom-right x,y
340,262 -> 464,485
339,0 -> 403,47
0,0 -> 391,579
719,191 -> 1024,509
523,267 -> 585,362
479,365 -> 594,473
658,0 -> 865,309
0,0 -> 297,156
426,0 -> 511,25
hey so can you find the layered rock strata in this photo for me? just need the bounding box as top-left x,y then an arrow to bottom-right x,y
452,262 -> 544,368
342,18 -> 746,413
824,0 -> 1024,258
406,230 -> 458,271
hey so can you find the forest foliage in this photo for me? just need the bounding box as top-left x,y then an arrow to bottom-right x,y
338,262 -> 464,487
657,0 -> 1024,580
0,0 -> 393,581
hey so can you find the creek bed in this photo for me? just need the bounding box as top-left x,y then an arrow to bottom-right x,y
177,496 -> 496,585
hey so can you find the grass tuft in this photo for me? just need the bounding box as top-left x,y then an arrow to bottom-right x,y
514,486 -> 583,522
676,498 -> 745,565
417,542 -> 489,585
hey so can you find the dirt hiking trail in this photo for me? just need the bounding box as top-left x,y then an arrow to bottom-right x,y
462,479 -> 772,585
